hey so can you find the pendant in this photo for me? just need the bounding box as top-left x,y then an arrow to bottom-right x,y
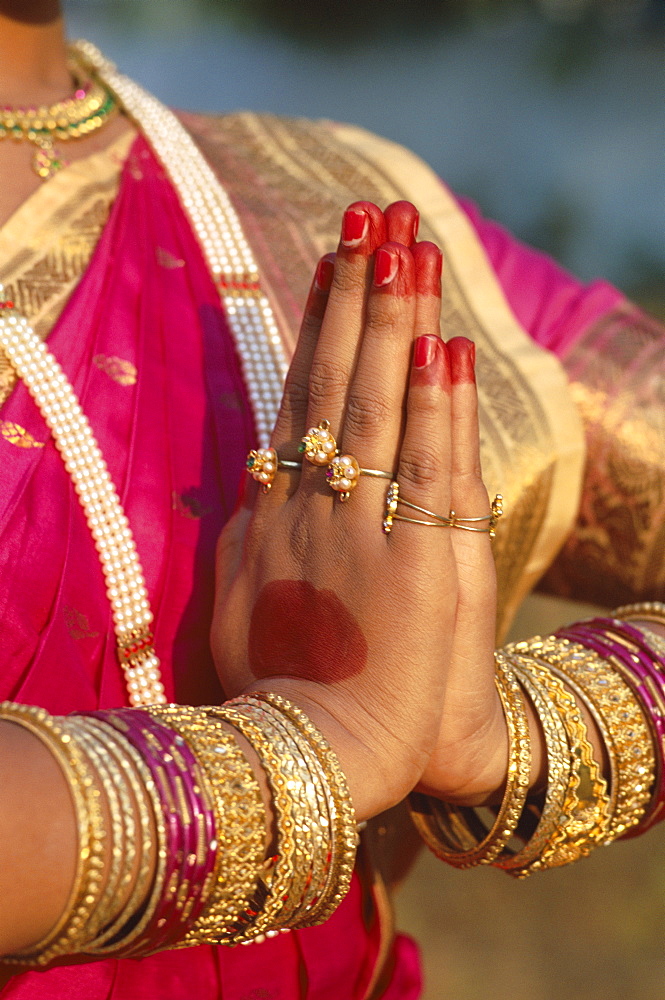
33,140 -> 68,181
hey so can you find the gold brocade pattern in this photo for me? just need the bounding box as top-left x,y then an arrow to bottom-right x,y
541,307 -> 665,605
92,354 -> 138,386
0,130 -> 135,408
0,419 -> 45,448
182,111 -> 584,639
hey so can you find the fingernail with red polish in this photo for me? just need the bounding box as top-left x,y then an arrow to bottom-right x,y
374,247 -> 398,286
342,208 -> 368,247
315,257 -> 335,292
449,337 -> 476,384
412,210 -> 420,243
413,334 -> 439,368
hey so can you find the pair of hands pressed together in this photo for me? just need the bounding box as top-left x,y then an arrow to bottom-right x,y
0,198 -> 508,978
212,200 -> 506,823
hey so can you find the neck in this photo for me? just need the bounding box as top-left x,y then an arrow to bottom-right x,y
0,7 -> 70,107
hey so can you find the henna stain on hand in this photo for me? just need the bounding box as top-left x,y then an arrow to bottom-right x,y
248,579 -> 367,683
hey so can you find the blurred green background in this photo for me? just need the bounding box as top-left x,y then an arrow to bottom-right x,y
64,2 -> 665,996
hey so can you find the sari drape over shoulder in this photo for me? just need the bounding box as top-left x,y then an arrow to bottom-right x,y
0,108 -> 662,999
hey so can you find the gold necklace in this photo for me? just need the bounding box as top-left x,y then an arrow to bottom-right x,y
0,63 -> 118,180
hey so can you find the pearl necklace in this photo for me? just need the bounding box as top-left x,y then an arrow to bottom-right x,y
0,44 -> 289,705
72,40 -> 287,449
0,298 -> 164,705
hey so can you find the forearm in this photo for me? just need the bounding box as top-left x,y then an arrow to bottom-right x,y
0,695 -> 356,968
0,720 -> 78,955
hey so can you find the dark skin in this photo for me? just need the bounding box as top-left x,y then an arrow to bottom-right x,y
0,21 -> 499,956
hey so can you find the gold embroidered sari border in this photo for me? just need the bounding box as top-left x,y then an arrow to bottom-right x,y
0,128 -> 136,408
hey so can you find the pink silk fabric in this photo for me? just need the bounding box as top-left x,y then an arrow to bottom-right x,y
0,136 -> 420,1000
457,195 -> 625,358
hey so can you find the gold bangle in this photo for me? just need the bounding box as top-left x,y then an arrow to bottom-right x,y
87,712 -> 169,956
274,718 -> 336,926
146,705 -> 267,948
499,647 -> 610,874
61,718 -> 128,943
213,701 -> 300,941
0,703 -> 107,965
73,716 -> 148,950
229,701 -> 333,928
497,655 -> 571,872
612,601 -> 665,628
251,693 -> 359,925
546,639 -> 655,840
410,657 -> 531,868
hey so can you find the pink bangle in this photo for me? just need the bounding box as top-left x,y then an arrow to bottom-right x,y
556,618 -> 664,834
89,709 -> 217,954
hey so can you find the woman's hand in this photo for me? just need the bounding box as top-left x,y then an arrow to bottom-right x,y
212,201 -> 500,820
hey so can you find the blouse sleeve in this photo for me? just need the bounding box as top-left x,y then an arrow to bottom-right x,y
456,194 -> 665,608
455,194 -> 625,357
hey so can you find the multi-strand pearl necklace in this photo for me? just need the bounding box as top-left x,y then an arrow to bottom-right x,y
1,44 -> 288,705
73,39 -> 287,449
0,299 -> 164,705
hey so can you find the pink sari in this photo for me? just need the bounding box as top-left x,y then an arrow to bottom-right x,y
457,196 -> 625,358
0,135 -> 422,1000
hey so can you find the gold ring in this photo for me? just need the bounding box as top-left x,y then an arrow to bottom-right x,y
383,484 -> 503,537
246,449 -> 301,492
358,468 -> 394,480
326,453 -> 360,501
326,456 -> 394,502
299,420 -> 338,466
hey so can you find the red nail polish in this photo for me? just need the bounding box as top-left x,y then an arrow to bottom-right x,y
412,211 -> 420,243
448,337 -> 476,385
413,242 -> 443,296
374,247 -> 398,286
342,208 -> 368,246
413,335 -> 438,368
315,257 -> 335,292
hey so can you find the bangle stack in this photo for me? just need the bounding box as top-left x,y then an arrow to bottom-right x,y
411,603 -> 664,877
0,694 -> 358,964
410,658 -> 531,869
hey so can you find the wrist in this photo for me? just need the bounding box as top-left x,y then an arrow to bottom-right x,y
240,677 -> 415,822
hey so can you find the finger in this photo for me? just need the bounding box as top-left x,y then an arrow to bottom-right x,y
392,335 -> 453,544
412,242 -> 443,341
246,254 -> 335,503
385,201 -> 420,246
446,336 -> 496,692
334,242 -> 416,498
300,202 -> 386,491
272,253 -> 335,453
447,337 -> 488,512
447,336 -> 494,605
